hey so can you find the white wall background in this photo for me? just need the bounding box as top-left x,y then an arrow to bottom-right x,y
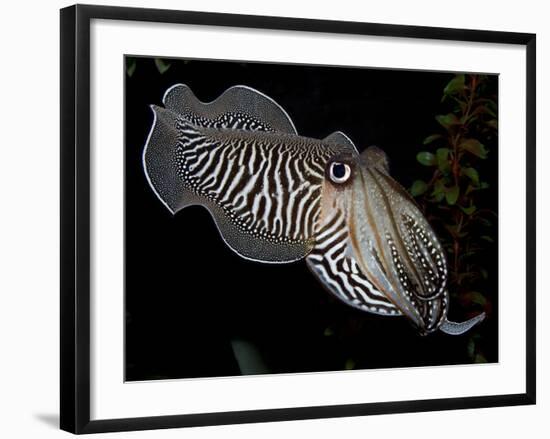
0,0 -> 546,437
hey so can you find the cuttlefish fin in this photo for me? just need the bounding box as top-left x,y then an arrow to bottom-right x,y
439,312 -> 486,335
323,131 -> 359,154
143,105 -> 188,214
162,83 -> 297,134
143,104 -> 315,264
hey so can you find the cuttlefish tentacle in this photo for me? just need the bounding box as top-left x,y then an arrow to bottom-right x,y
143,83 -> 486,335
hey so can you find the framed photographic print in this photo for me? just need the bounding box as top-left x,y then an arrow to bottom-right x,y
60,4 -> 536,434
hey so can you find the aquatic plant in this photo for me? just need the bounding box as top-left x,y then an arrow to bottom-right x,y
126,57 -> 171,77
410,74 -> 498,362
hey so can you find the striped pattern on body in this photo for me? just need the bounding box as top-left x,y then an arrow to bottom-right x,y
306,210 -> 401,316
174,118 -> 343,248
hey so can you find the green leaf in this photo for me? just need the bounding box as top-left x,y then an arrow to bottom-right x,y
467,338 -> 475,358
485,99 -> 498,117
465,184 -> 475,196
480,235 -> 494,243
436,113 -> 460,129
433,179 -> 445,193
478,217 -> 492,227
444,74 -> 465,96
436,148 -> 449,160
416,151 -> 436,166
423,134 -> 442,145
474,353 -> 488,363
460,138 -> 488,159
344,358 -> 356,370
460,204 -> 477,215
154,58 -> 171,74
126,57 -> 136,77
436,148 -> 451,174
323,327 -> 334,337
432,179 -> 446,202
487,119 -> 498,129
467,291 -> 487,306
462,167 -> 480,185
231,338 -> 270,375
445,185 -> 459,205
410,180 -> 428,197
480,181 -> 490,189
460,113 -> 476,125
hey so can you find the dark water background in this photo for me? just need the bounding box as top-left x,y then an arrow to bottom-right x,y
125,57 -> 498,381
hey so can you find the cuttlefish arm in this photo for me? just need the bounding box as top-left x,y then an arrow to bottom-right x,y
307,146 -> 485,335
440,313 -> 486,335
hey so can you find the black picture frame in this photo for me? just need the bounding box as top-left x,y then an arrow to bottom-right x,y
60,4 -> 536,434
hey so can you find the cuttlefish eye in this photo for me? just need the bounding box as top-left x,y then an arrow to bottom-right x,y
329,161 -> 352,184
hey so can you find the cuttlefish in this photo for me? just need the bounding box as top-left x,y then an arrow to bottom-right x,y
143,83 -> 485,336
